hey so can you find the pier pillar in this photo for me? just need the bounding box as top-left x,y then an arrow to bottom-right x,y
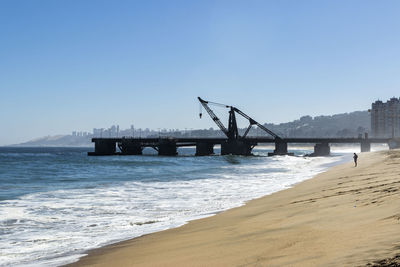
388,139 -> 400,150
268,140 -> 288,156
221,140 -> 252,155
90,139 -> 116,156
119,139 -> 143,155
195,143 -> 214,156
312,143 -> 330,156
360,141 -> 371,152
158,139 -> 178,156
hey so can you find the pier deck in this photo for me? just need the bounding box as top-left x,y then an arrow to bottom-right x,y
88,137 -> 396,156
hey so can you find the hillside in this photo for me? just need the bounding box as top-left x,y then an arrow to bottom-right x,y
13,135 -> 92,147
265,111 -> 369,138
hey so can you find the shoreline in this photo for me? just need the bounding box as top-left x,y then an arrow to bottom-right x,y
67,150 -> 400,266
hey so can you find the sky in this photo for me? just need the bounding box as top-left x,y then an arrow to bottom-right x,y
1,0 -> 400,145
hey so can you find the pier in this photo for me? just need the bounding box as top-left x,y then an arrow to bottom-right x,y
88,97 -> 399,157
88,136 -> 398,156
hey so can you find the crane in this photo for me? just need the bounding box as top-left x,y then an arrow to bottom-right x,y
198,97 -> 281,141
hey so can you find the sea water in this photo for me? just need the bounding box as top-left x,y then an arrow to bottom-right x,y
0,146 -> 354,266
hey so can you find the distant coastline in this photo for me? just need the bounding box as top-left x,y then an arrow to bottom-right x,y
7,135 -> 93,147
7,110 -> 370,147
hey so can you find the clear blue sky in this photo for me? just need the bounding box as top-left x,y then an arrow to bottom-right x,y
1,0 -> 400,145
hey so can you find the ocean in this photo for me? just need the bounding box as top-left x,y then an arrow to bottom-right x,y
0,146 -> 354,266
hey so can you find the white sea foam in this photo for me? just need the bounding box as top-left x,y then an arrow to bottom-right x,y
0,153 -> 350,266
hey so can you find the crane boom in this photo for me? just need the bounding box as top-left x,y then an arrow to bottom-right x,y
233,108 -> 281,139
198,97 -> 281,140
198,97 -> 229,137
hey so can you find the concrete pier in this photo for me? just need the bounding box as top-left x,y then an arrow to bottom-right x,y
158,139 -> 178,156
118,139 -> 143,155
268,140 -> 289,156
195,142 -> 214,156
388,138 -> 400,149
221,140 -> 252,155
360,141 -> 371,152
313,143 -> 330,156
90,139 -> 116,156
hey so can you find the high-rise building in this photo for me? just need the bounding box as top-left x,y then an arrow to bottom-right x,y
371,97 -> 400,138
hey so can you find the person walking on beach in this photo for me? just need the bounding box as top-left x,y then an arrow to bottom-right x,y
353,153 -> 358,167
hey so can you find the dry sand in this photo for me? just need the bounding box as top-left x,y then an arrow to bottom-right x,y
68,150 -> 400,267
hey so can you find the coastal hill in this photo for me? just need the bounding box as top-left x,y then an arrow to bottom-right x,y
266,110 -> 369,138
11,110 -> 369,147
13,135 -> 93,147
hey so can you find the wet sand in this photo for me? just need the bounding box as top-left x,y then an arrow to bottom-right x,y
67,150 -> 400,266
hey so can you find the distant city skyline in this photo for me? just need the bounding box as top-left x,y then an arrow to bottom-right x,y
1,1 -> 400,145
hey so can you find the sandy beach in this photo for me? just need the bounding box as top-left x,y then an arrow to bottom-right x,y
68,150 -> 400,267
